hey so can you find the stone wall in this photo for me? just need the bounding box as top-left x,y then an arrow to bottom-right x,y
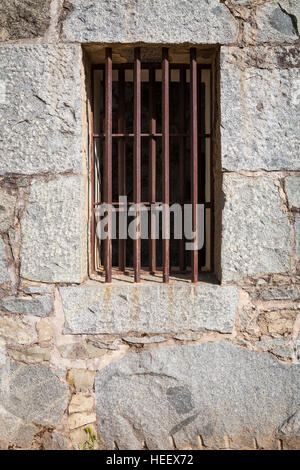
0,0 -> 299,450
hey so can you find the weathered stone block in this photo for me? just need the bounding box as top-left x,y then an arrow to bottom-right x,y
247,0 -> 300,44
67,369 -> 95,392
21,176 -> 87,283
0,0 -> 51,41
42,431 -> 69,451
61,282 -> 238,335
61,0 -> 237,44
0,239 -> 9,284
0,189 -> 16,231
286,177 -> 300,209
0,361 -> 69,429
252,287 -> 300,300
0,315 -> 37,345
95,342 -> 300,450
221,46 -> 300,170
0,407 -> 36,449
221,174 -> 291,281
0,44 -> 84,175
0,296 -> 52,317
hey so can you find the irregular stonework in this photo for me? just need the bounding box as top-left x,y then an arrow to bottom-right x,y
295,216 -> 300,260
0,360 -> 69,448
285,177 -> 300,209
0,189 -> 16,231
247,0 -> 300,44
0,44 -> 84,175
0,0 -> 52,41
221,174 -> 291,281
21,176 -> 87,283
0,296 -> 52,316
67,369 -> 95,392
61,282 -> 238,335
0,239 -> 9,284
61,0 -> 237,44
221,46 -> 300,170
42,432 -> 69,450
95,342 -> 300,450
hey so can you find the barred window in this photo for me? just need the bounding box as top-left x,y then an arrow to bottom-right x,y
91,47 -> 214,283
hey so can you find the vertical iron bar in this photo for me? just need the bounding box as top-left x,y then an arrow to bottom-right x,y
104,48 -> 113,283
149,68 -> 156,273
162,48 -> 170,283
190,48 -> 198,283
179,68 -> 186,273
134,47 -> 141,283
210,66 -> 214,273
118,68 -> 126,272
198,67 -> 206,269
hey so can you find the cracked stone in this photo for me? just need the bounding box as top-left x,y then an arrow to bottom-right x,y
42,431 -> 69,450
250,0 -> 300,43
69,412 -> 96,430
95,341 -> 300,450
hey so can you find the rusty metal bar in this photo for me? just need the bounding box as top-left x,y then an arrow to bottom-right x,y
133,47 -> 141,283
190,48 -> 198,283
149,68 -> 156,273
91,68 -> 96,274
162,48 -> 170,283
118,68 -> 126,272
198,67 -> 206,269
179,68 -> 186,273
104,47 -> 113,283
210,67 -> 214,273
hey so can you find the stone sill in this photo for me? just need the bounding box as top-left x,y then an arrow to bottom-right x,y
60,277 -> 238,336
88,271 -> 219,286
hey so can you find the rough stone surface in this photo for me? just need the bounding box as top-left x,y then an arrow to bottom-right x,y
0,44 -> 84,175
23,285 -> 53,295
67,369 -> 95,392
0,361 -> 69,429
62,0 -> 237,44
0,315 -> 37,345
69,412 -> 96,430
0,406 -> 36,449
69,394 -> 94,414
0,296 -> 52,317
251,0 -> 300,44
221,46 -> 300,170
295,216 -> 300,260
21,176 -> 87,283
286,177 -> 300,209
252,287 -> 300,300
221,174 -> 291,281
0,0 -> 52,41
0,238 -> 9,284
61,282 -> 238,335
95,342 -> 300,450
123,336 -> 167,344
0,189 -> 16,231
42,431 -> 69,451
